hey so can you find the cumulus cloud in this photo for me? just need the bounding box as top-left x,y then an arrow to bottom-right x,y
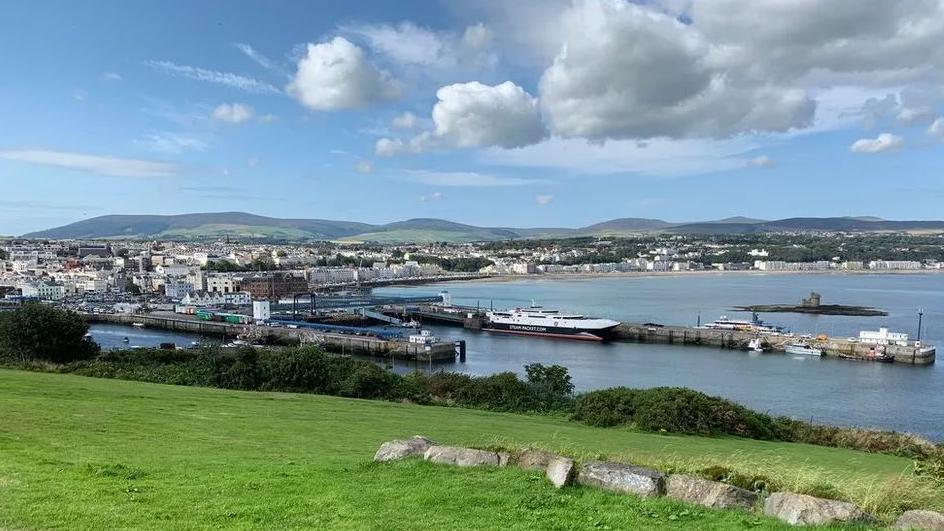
212,103 -> 254,123
535,194 -> 554,205
463,23 -> 493,50
287,37 -> 400,111
379,81 -> 545,154
539,0 -> 814,140
850,133 -> 904,153
404,169 -> 540,187
144,60 -> 280,94
0,149 -> 179,177
929,118 -> 944,139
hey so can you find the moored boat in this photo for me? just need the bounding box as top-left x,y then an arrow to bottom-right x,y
485,304 -> 620,341
784,343 -> 823,356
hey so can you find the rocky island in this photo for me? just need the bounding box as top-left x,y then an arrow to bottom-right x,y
733,292 -> 888,316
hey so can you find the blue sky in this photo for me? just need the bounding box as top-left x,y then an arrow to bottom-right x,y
2,0 -> 943,234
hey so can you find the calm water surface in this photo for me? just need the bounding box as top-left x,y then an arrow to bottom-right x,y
88,323 -> 221,350
377,273 -> 944,440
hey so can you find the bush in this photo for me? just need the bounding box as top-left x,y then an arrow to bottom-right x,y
0,304 -> 99,364
573,387 -> 780,439
699,465 -> 779,493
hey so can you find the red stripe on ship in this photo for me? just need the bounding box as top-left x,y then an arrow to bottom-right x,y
483,328 -> 604,341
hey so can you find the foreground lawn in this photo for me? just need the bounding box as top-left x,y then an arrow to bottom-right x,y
0,370 -> 930,529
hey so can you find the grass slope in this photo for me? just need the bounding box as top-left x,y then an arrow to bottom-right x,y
0,370 -> 926,529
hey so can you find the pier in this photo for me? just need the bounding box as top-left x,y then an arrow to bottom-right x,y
85,313 -> 460,363
383,304 -> 936,365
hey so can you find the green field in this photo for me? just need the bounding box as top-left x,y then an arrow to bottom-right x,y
0,369 -> 933,529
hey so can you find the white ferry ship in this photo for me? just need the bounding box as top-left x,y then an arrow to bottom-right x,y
485,305 -> 621,341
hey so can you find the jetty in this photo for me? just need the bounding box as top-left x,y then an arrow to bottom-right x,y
382,304 -> 935,365
84,312 -> 461,363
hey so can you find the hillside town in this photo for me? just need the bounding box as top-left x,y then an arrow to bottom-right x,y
2,235 -> 942,309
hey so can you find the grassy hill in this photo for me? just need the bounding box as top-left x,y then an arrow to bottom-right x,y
1,369 -> 937,529
23,212 -> 944,243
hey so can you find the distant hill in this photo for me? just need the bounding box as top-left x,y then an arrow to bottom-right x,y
21,212 -> 944,242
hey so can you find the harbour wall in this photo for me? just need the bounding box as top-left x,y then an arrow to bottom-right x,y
84,313 -> 458,362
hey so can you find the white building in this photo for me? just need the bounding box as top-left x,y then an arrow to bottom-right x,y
181,290 -> 251,306
252,300 -> 271,322
859,327 -> 909,346
206,274 -> 239,293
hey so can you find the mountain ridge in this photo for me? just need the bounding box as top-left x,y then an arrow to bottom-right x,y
21,212 -> 944,243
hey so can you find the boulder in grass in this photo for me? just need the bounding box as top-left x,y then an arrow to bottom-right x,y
763,492 -> 875,526
577,461 -> 665,497
517,450 -> 556,471
424,445 -> 501,467
666,474 -> 757,510
373,436 -> 435,462
545,456 -> 576,488
894,510 -> 944,530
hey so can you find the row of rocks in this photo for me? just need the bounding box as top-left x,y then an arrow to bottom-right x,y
373,436 -> 944,529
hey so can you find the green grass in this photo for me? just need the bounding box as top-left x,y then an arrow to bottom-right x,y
0,370 -> 935,530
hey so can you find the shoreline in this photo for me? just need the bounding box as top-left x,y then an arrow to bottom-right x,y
399,268 -> 944,285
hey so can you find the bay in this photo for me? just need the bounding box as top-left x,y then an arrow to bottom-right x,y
377,273 -> 944,440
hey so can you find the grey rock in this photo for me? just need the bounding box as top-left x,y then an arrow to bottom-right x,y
517,450 -> 556,471
373,435 -> 435,462
497,451 -> 512,467
424,445 -> 501,467
666,474 -> 757,510
545,456 -> 576,488
577,461 -> 665,497
895,510 -> 944,530
763,492 -> 875,526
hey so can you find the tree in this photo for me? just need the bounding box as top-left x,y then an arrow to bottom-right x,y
0,303 -> 99,364
125,277 -> 141,295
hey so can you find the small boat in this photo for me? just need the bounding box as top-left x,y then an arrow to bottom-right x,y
132,322 -> 145,328
784,343 -> 823,356
402,320 -> 421,329
190,341 -> 200,347
122,336 -> 130,343
747,338 -> 764,352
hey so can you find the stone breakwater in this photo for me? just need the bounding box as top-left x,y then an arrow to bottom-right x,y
374,436 -> 944,529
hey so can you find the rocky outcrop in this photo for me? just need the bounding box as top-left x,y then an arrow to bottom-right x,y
577,462 -> 665,497
373,436 -> 435,462
895,510 -> 944,530
763,492 -> 874,526
423,445 -> 504,467
666,474 -> 757,510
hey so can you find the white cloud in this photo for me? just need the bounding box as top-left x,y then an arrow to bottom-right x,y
233,43 -> 279,72
431,81 -> 545,148
463,23 -> 493,50
355,160 -> 374,174
287,37 -> 400,111
404,169 -> 540,187
247,157 -> 260,167
850,133 -> 904,153
101,71 -> 122,81
144,60 -> 281,94
212,103 -> 254,123
381,81 -> 545,154
748,155 -> 773,168
419,191 -> 444,202
535,194 -> 554,205
0,149 -> 179,177
134,133 -> 208,154
928,118 -> 944,139
257,113 -> 277,123
539,0 -> 814,140
342,22 -> 446,66
392,112 -> 419,130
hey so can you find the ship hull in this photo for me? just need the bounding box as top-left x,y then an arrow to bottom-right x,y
483,322 -> 618,341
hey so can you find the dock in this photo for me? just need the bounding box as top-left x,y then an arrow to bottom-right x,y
384,304 -> 936,365
85,313 -> 461,363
